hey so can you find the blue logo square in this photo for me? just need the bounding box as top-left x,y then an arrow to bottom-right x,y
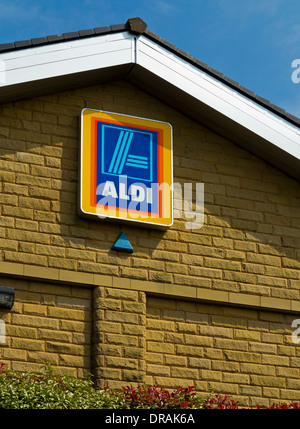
99,123 -> 157,183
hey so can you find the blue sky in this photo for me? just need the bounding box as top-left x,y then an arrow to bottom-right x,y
1,0 -> 300,117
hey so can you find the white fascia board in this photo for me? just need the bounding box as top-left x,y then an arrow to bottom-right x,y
0,32 -> 135,87
136,37 -> 300,161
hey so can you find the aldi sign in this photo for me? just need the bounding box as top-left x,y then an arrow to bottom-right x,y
79,109 -> 173,228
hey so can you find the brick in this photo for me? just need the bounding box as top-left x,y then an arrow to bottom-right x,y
46,342 -> 87,356
15,219 -> 38,231
48,307 -> 88,322
60,320 -> 89,333
224,350 -> 261,363
0,159 -> 29,173
15,152 -> 44,165
122,301 -> 145,314
175,345 -> 204,357
208,381 -> 239,395
78,261 -> 118,276
240,385 -> 262,397
188,244 -> 223,258
3,183 -> 28,196
0,194 -> 18,206
2,349 -> 27,360
11,338 -> 44,351
223,271 -> 256,283
277,345 -> 296,356
105,357 -> 138,369
11,313 -> 59,330
29,187 -> 59,200
106,311 -> 139,325
105,288 -> 138,301
23,303 -> 47,316
250,375 -> 286,388
6,326 -> 37,339
171,367 -> 198,379
282,257 -> 300,269
123,370 -> 145,383
204,257 -> 241,271
199,325 -> 233,338
19,196 -> 51,211
165,262 -> 188,274
123,325 -> 145,336
4,251 -> 47,266
10,129 -> 51,144
16,173 -> 51,188
38,329 -> 72,342
149,271 -> 173,283
56,296 -> 91,310
178,232 -> 211,246
215,338 -> 248,351
184,334 -> 213,347
0,239 -> 18,251
234,329 -> 260,341
247,253 -> 281,267
189,266 -> 222,278
151,250 -> 179,262
211,315 -> 247,329
223,373 -> 250,384
147,364 -> 170,376
106,334 -> 138,347
121,267 -> 148,280
31,164 -> 62,179
262,355 -> 289,366
35,244 -> 65,257
59,355 -> 90,368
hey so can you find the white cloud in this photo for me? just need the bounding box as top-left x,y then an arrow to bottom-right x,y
218,0 -> 283,18
152,1 -> 178,14
0,2 -> 40,21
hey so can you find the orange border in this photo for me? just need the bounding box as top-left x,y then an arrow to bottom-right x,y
80,109 -> 173,227
90,117 -> 164,218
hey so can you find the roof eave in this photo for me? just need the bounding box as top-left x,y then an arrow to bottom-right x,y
0,26 -> 299,181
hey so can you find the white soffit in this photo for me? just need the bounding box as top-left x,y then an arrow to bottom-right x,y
0,30 -> 300,170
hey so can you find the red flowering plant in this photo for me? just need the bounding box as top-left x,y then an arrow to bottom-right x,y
202,393 -> 239,409
121,384 -> 203,409
255,401 -> 300,409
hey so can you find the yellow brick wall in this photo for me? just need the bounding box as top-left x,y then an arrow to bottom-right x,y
146,295 -> 300,407
0,80 -> 299,300
0,79 -> 300,400
93,286 -> 146,389
0,277 -> 92,378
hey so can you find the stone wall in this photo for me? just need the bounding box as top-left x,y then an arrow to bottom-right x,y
0,79 -> 299,405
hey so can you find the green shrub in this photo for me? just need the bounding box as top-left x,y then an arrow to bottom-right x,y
0,362 -> 123,409
1,362 -> 300,409
0,362 -> 203,409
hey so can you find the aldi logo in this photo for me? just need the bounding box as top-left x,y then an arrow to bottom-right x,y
79,109 -> 173,228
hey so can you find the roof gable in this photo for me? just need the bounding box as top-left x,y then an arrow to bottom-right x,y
0,17 -> 299,180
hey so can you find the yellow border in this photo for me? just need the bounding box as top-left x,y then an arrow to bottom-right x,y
80,109 -> 173,227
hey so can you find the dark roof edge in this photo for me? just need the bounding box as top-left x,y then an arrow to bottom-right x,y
0,17 -> 299,128
0,23 -> 129,53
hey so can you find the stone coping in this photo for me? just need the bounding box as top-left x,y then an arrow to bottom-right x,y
1,261 -> 299,314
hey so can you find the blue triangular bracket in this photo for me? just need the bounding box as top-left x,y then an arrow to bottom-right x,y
111,232 -> 133,253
